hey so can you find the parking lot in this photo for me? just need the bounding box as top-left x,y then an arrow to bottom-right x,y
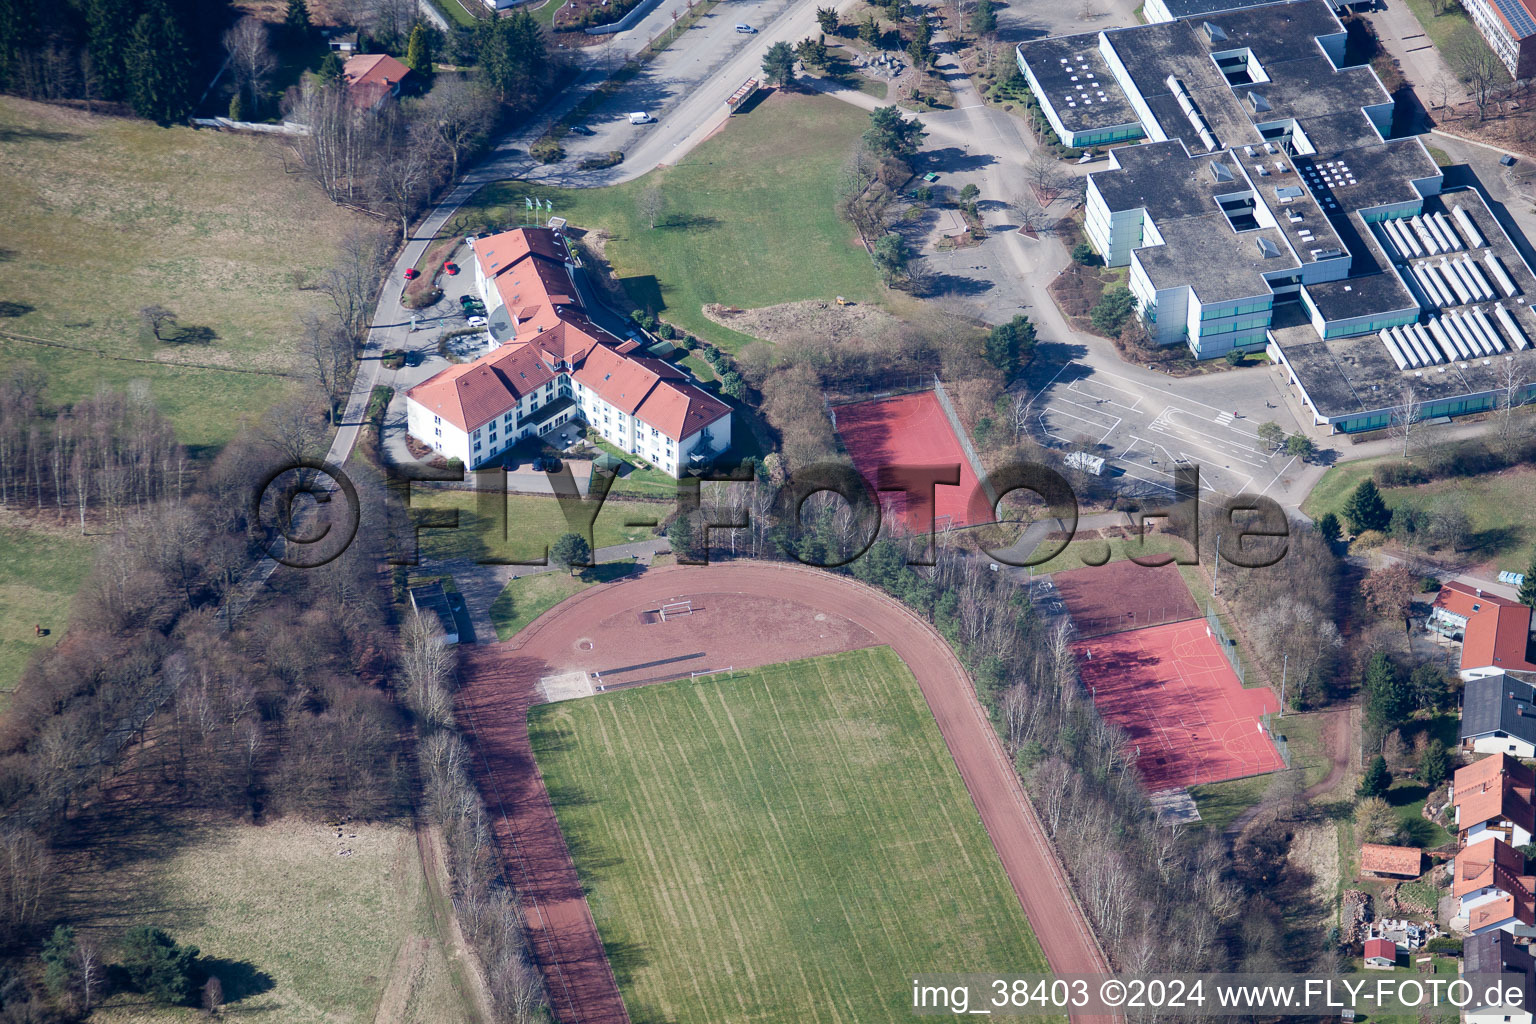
1030,358 -> 1309,500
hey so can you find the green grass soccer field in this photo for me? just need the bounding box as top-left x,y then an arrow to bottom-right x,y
529,646 -> 1051,1024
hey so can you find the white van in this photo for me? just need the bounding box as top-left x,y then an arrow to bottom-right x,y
628,111 -> 653,124
735,22 -> 756,32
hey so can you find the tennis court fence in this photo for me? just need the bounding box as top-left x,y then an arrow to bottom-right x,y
1261,712 -> 1294,768
1204,601 -> 1245,686
1068,604 -> 1200,639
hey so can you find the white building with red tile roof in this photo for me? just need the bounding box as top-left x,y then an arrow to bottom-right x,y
406,227 -> 730,473
342,53 -> 411,109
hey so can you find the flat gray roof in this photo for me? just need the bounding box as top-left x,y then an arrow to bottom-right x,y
1016,34 -> 1141,133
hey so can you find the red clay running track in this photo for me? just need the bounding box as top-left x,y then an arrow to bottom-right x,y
455,562 -> 1111,1024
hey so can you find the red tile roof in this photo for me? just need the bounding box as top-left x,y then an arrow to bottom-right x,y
407,343 -> 556,433
1435,581 -> 1536,672
342,54 -> 411,108
408,228 -> 728,442
1454,837 -> 1527,897
1360,844 -> 1423,877
473,228 -> 569,279
1364,938 -> 1397,962
1454,754 -> 1536,839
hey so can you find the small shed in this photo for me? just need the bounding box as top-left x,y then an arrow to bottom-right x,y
1360,844 -> 1424,879
1364,938 -> 1398,969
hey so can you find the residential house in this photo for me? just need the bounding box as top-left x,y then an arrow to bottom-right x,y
1360,843 -> 1424,880
1462,671 -> 1536,757
1453,754 -> 1536,850
406,227 -> 730,475
1427,581 -> 1536,680
1465,930 -> 1536,1024
1453,837 -> 1536,938
342,53 -> 411,109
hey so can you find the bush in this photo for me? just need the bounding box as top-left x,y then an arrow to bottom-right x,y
657,321 -> 676,339
1427,937 -> 1463,955
1089,287 -> 1136,336
577,150 -> 625,171
382,349 -> 407,369
403,286 -> 442,309
530,138 -> 565,164
1353,529 -> 1387,549
1374,462 -> 1428,487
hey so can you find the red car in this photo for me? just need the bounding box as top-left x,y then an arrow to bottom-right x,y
444,262 -> 459,275
403,268 -> 419,280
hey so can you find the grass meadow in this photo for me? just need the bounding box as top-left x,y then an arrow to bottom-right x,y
0,523 -> 93,706
458,92 -> 885,351
407,488 -> 666,564
83,819 -> 475,1024
529,647 -> 1050,1024
0,97 -> 371,451
1302,459 -> 1536,572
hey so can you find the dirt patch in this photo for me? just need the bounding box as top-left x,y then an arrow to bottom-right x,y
702,299 -> 901,344
1289,821 -> 1342,913
374,936 -> 429,1024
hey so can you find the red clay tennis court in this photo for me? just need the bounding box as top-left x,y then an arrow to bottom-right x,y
1073,619 -> 1284,790
834,391 -> 985,534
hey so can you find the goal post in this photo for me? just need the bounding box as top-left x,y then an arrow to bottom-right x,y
659,599 -> 693,621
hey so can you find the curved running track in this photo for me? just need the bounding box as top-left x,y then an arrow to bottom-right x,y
455,562 -> 1110,1024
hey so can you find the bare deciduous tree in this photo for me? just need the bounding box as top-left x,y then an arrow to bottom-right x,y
1448,31 -> 1502,121
301,311 -> 356,424
138,305 -> 178,341
413,78 -> 498,181
1386,382 -> 1424,458
637,186 -> 665,230
223,17 -> 277,113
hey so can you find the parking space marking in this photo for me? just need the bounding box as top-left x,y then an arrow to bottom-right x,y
1038,403 -> 1123,446
1066,376 -> 1145,413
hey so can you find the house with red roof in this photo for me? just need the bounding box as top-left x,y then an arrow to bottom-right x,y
1427,581 -> 1536,680
342,53 -> 411,109
1453,754 -> 1536,851
1452,837 -> 1536,937
1364,937 -> 1398,969
406,227 -> 730,474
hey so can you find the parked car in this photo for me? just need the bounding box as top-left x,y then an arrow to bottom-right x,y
569,124 -> 595,136
543,456 -> 561,472
628,111 -> 654,124
403,268 -> 419,280
531,456 -> 546,472
735,22 -> 756,32
443,262 -> 459,275
467,316 -> 487,328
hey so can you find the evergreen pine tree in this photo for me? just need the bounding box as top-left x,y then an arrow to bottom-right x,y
127,0 -> 193,125
1520,552 -> 1536,609
1315,511 -> 1341,544
1417,739 -> 1450,786
1363,651 -> 1411,729
1344,479 -> 1391,534
316,50 -> 344,84
228,89 -> 247,121
405,24 -> 433,77
1359,754 -> 1391,798
285,0 -> 311,37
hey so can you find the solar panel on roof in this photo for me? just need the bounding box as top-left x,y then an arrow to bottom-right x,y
1493,0 -> 1536,38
